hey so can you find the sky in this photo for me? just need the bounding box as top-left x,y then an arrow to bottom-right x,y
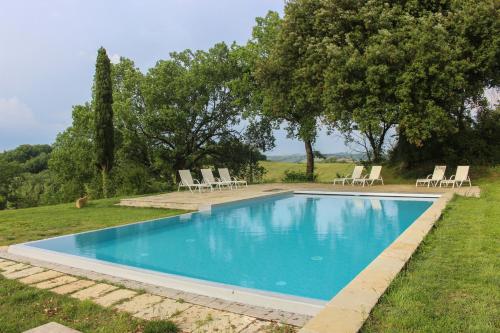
0,0 -> 348,155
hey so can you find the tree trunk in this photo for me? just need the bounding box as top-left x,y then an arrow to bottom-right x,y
101,169 -> 108,198
304,139 -> 314,181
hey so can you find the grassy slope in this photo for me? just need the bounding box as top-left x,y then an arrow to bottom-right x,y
361,175 -> 500,332
0,198 -> 185,246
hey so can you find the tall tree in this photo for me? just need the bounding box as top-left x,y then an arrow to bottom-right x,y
253,9 -> 325,179
93,47 -> 114,197
133,43 -> 245,182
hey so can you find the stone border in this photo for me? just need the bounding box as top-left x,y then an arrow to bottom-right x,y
0,249 -> 312,327
299,192 -> 454,333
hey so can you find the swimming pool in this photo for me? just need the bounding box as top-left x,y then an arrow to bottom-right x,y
14,193 -> 434,305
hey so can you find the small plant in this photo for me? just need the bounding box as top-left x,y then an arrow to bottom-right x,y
282,170 -> 317,183
143,320 -> 179,333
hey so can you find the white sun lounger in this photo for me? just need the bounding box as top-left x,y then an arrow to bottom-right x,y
201,168 -> 232,190
218,168 -> 247,188
440,166 -> 471,188
333,166 -> 364,185
416,165 -> 447,187
352,166 -> 384,186
178,170 -> 212,193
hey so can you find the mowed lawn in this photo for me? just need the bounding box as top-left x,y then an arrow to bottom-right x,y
362,176 -> 500,332
260,161 -> 355,182
0,198 -> 185,246
260,161 -> 414,184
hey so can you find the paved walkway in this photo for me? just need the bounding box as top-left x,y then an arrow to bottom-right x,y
118,183 -> 480,210
0,254 -> 307,332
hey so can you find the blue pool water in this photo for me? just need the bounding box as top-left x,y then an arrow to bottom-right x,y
26,194 -> 434,301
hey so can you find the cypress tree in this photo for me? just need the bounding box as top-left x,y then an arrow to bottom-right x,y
93,47 -> 114,198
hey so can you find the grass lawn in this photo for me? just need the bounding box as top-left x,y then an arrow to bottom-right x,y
260,161 -> 414,184
0,277 -> 148,333
361,176 -> 500,332
260,161 -> 355,182
0,198 -> 185,246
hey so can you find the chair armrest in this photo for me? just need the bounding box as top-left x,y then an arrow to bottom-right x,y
426,174 -> 432,179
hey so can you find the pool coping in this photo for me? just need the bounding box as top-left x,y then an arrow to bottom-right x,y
6,190 -> 451,330
299,192 -> 454,333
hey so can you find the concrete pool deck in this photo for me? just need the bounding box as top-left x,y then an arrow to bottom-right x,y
3,183 -> 480,332
117,183 -> 479,210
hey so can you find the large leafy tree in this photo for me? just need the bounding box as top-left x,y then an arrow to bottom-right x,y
273,0 -> 498,163
253,9 -> 325,179
127,43 -> 246,182
93,47 -> 115,197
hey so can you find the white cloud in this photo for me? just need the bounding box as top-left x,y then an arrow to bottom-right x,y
109,53 -> 121,64
0,97 -> 39,130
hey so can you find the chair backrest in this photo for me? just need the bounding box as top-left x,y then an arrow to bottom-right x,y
201,169 -> 216,183
432,165 -> 446,180
455,165 -> 469,181
352,165 -> 364,179
218,168 -> 231,182
178,170 -> 194,185
368,166 -> 382,180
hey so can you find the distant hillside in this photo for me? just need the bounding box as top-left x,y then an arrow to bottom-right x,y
266,152 -> 364,163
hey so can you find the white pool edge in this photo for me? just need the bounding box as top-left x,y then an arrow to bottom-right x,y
8,244 -> 325,316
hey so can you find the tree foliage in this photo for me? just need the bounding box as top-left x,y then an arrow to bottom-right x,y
253,9 -> 324,178
93,47 -> 115,197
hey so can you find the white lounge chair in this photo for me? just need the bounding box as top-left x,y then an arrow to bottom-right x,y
440,166 -> 471,188
352,166 -> 384,186
333,166 -> 364,185
218,168 -> 248,188
416,165 -> 446,187
177,170 -> 212,193
201,168 -> 232,190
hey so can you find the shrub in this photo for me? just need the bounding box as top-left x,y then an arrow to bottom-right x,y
143,320 -> 179,333
282,169 -> 317,182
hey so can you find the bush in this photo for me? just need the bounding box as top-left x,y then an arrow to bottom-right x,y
282,169 -> 317,182
143,320 -> 179,333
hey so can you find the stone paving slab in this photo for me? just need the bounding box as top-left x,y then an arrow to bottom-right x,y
3,266 -> 45,279
35,275 -> 78,289
174,305 -> 225,332
1,262 -> 30,273
94,289 -> 137,307
0,260 -> 16,269
115,293 -> 163,314
51,280 -> 96,295
71,283 -> 118,300
133,297 -> 192,320
23,322 -> 82,333
202,311 -> 256,333
19,270 -> 64,284
239,320 -> 272,333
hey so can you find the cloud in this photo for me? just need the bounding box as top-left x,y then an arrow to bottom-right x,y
0,97 -> 39,130
109,53 -> 121,64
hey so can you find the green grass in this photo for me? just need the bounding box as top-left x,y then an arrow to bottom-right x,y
261,161 -> 498,185
361,175 -> 500,332
0,276 -> 146,333
261,161 -> 414,184
0,197 -> 185,246
260,161 -> 355,183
